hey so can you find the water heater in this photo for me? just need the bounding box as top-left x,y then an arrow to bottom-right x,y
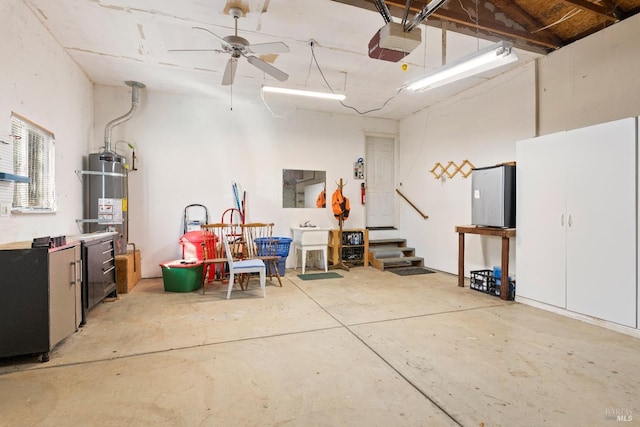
83,152 -> 127,254
81,80 -> 144,255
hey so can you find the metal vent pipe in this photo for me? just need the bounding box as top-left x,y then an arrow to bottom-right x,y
104,80 -> 145,153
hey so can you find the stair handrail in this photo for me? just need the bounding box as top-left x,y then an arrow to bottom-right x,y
395,189 -> 429,219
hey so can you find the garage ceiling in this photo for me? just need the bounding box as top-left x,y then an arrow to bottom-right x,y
338,0 -> 640,54
22,0 -> 640,119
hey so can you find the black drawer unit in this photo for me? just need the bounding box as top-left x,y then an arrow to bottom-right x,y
81,234 -> 117,323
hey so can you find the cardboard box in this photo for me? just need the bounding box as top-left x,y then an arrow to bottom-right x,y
116,250 -> 141,293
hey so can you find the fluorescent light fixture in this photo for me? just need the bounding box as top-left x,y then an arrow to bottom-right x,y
262,86 -> 346,101
406,40 -> 518,92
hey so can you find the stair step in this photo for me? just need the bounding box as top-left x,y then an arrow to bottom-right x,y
369,245 -> 415,259
369,238 -> 407,248
375,256 -> 424,271
372,250 -> 404,259
370,245 -> 414,252
369,245 -> 412,252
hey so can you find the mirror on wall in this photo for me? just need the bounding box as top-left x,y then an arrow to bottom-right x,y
282,169 -> 326,208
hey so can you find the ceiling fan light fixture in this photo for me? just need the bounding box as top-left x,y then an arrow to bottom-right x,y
406,40 -> 518,92
262,86 -> 346,101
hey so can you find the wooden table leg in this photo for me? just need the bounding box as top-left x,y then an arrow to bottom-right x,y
500,236 -> 510,300
458,232 -> 465,287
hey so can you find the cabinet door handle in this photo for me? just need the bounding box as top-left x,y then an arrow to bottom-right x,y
77,259 -> 83,283
71,259 -> 82,285
561,213 -> 565,226
568,214 -> 573,228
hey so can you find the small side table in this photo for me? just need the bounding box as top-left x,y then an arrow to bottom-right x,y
455,225 -> 516,301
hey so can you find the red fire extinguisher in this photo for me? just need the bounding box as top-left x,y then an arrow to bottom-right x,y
361,182 -> 366,205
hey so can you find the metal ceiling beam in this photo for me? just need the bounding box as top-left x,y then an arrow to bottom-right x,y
404,0 -> 448,32
401,0 -> 412,26
373,0 -> 393,23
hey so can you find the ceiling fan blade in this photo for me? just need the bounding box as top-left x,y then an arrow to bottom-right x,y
246,56 -> 289,82
192,26 -> 231,48
249,41 -> 290,55
168,49 -> 222,53
222,57 -> 238,86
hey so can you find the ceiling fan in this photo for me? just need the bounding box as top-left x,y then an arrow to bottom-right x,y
169,7 -> 289,86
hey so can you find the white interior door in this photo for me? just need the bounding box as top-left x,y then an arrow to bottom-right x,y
365,136 -> 395,228
516,132 -> 568,308
565,118 -> 637,327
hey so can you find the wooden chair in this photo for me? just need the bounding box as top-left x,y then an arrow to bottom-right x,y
241,223 -> 283,287
221,231 -> 266,299
200,223 -> 242,294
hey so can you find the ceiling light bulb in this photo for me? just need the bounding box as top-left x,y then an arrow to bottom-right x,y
262,86 -> 346,101
406,41 -> 518,92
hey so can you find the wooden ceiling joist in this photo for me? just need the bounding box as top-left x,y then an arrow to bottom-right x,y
384,0 -> 560,51
331,0 -> 640,54
490,0 -> 564,45
560,0 -> 619,21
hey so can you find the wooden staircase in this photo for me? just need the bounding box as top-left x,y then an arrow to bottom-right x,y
368,238 -> 424,271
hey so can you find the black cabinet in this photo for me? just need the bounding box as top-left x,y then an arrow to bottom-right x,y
81,234 -> 117,323
0,244 -> 82,362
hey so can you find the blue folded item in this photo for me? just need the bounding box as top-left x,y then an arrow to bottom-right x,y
492,266 -> 500,284
493,266 -> 511,286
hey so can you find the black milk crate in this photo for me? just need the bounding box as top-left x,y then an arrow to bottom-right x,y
470,269 -> 495,293
470,269 -> 516,300
342,231 -> 364,246
341,246 -> 364,261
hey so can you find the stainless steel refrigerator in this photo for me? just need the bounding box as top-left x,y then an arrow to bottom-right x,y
471,164 -> 516,228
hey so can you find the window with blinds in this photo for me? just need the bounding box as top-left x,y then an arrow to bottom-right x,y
11,114 -> 56,211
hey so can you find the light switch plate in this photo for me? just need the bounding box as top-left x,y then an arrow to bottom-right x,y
1,203 -> 11,217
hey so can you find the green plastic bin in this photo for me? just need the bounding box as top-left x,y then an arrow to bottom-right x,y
160,260 -> 203,292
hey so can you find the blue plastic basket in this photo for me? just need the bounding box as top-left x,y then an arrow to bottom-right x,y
254,237 -> 292,257
269,258 -> 286,276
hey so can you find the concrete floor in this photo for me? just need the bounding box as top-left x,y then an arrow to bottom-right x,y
1,267 -> 639,426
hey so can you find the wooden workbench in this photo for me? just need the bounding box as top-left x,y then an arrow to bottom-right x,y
455,225 -> 516,301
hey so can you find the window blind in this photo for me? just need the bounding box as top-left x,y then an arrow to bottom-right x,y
11,115 -> 56,211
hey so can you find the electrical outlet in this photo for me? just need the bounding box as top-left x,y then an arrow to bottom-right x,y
1,203 -> 11,217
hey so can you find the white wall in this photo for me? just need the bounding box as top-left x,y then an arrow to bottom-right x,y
93,87 -> 397,277
538,13 -> 640,134
397,63 -> 537,276
3,0 -> 639,285
0,0 -> 94,243
396,12 -> 640,279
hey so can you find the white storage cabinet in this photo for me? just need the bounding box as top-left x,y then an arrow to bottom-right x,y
516,117 -> 637,328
